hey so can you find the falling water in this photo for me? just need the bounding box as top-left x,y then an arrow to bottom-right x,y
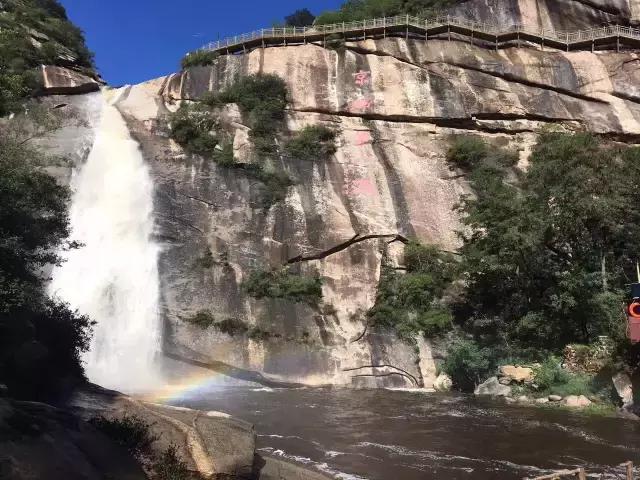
50,89 -> 162,393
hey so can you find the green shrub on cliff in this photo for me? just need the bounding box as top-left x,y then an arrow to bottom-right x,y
315,0 -> 456,24
168,103 -> 219,156
0,0 -> 94,114
181,50 -> 219,69
244,268 -> 323,305
284,125 -> 337,161
368,242 -> 456,342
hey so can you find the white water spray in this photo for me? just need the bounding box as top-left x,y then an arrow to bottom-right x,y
50,89 -> 162,393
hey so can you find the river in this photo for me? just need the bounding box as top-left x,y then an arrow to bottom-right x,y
172,387 -> 639,480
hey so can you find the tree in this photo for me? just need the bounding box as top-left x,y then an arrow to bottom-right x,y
0,109 -> 93,400
453,133 -> 640,355
284,8 -> 316,27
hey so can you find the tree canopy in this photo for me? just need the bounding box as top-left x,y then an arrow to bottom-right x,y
450,133 -> 640,358
284,8 -> 316,27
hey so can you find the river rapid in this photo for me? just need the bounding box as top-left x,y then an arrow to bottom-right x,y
173,387 -> 639,480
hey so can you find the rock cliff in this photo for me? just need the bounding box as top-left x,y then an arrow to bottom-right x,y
41,0 -> 640,390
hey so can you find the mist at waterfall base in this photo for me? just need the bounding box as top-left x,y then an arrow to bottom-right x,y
50,90 -> 163,394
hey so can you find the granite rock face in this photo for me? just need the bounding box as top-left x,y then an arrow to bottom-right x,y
109,23 -> 640,388
37,0 -> 640,390
40,66 -> 101,95
449,0 -> 640,30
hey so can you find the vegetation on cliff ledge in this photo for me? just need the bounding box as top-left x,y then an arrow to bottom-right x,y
368,242 -> 457,342
244,267 -> 323,306
0,0 -> 94,115
315,0 -> 458,24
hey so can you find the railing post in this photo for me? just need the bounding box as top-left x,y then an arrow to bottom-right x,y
383,16 -> 386,39
566,31 -> 569,51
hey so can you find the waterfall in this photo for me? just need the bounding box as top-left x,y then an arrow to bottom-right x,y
50,89 -> 162,393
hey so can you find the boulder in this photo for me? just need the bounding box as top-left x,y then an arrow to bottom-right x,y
516,395 -> 530,403
548,395 -> 563,402
71,385 -> 256,479
499,365 -> 535,383
0,398 -> 147,480
536,397 -> 549,404
433,373 -> 453,392
564,395 -> 592,408
474,377 -> 512,397
40,65 -> 101,95
498,377 -> 512,385
613,372 -> 634,409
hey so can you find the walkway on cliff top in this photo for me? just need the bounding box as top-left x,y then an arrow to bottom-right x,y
193,14 -> 640,56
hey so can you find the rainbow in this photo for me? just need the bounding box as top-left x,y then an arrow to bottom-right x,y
140,370 -> 226,404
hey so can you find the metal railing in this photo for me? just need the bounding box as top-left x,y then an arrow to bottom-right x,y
194,14 -> 640,55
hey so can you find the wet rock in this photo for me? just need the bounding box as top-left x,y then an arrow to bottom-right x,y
0,398 -> 146,480
71,386 -> 255,479
564,395 -> 592,408
548,395 -> 563,402
499,366 -> 535,384
613,372 -> 634,409
433,373 -> 453,392
536,397 -> 550,404
41,66 -> 101,95
474,377 -> 512,397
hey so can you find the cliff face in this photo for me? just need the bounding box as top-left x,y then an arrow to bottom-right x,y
39,0 -> 640,389
450,0 -> 640,29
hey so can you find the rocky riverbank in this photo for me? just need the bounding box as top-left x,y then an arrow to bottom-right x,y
0,384 -> 332,480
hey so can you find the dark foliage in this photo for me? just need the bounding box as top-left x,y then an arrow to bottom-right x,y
181,50 -> 219,69
315,0 -> 457,24
368,243 -> 456,342
454,133 -> 640,360
244,268 -> 323,306
90,415 -> 158,456
0,0 -> 94,114
285,8 -> 316,27
283,125 -> 337,161
0,124 -> 93,400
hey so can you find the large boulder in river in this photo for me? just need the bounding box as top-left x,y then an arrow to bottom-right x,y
499,365 -> 535,384
564,395 -> 593,408
433,373 -> 453,392
613,372 -> 634,409
474,377 -> 512,397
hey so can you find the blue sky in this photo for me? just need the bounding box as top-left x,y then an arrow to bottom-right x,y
60,0 -> 343,86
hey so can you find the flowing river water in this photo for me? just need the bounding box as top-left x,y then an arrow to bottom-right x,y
173,387 -> 640,480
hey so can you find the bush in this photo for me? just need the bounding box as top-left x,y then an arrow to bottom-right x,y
168,104 -> 218,156
244,268 -> 323,305
90,415 -> 157,456
285,8 -> 316,27
533,356 -> 594,397
284,125 -> 337,161
153,446 -> 194,480
368,243 -> 456,342
215,318 -> 249,336
442,338 -> 495,392
216,74 -> 288,128
183,310 -> 216,329
446,136 -> 488,171
181,50 -> 219,69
